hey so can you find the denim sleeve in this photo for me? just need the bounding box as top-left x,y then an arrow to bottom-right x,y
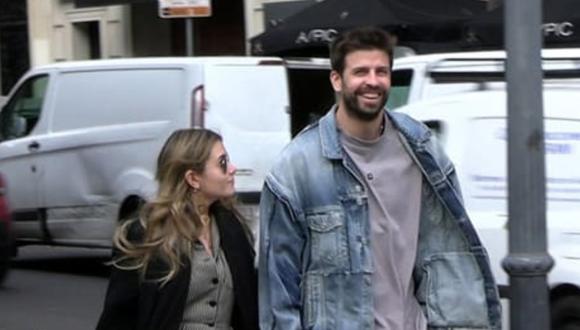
447,166 -> 465,203
432,133 -> 466,204
259,183 -> 305,330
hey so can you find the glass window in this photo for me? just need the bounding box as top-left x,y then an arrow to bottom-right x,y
0,75 -> 49,141
51,69 -> 183,132
387,69 -> 413,110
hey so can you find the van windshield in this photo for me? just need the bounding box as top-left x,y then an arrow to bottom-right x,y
387,69 -> 413,110
0,75 -> 49,141
287,67 -> 335,136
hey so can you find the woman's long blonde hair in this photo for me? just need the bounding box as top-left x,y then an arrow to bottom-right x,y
112,128 -> 238,284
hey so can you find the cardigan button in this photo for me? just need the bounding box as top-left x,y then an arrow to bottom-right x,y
207,323 -> 215,327
212,278 -> 219,285
209,300 -> 217,307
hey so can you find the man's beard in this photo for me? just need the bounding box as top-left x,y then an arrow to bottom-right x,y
342,88 -> 388,122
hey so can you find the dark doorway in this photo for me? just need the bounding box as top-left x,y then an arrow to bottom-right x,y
0,0 -> 29,95
72,21 -> 102,60
187,0 -> 246,55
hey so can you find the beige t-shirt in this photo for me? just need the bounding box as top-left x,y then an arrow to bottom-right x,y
341,115 -> 426,330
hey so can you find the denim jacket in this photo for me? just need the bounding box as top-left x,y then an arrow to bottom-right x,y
258,108 -> 502,330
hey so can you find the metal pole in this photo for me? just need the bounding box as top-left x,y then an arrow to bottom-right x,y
502,0 -> 554,329
185,18 -> 194,56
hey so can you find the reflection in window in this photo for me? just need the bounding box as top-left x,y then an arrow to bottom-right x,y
0,75 -> 48,141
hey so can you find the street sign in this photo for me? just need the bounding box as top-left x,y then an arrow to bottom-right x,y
158,0 -> 212,18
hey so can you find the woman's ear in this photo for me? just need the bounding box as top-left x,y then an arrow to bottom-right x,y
184,169 -> 201,191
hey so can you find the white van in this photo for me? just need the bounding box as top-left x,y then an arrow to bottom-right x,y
388,48 -> 580,110
0,57 -> 334,248
396,88 -> 580,329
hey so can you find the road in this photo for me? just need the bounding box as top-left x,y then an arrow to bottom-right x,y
0,246 -> 112,330
0,246 -> 511,330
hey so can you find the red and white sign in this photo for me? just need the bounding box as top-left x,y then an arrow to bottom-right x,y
158,0 -> 212,18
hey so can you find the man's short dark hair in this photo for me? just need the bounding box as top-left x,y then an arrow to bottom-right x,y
329,26 -> 394,75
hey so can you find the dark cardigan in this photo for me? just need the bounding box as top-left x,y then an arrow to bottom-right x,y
96,204 -> 258,330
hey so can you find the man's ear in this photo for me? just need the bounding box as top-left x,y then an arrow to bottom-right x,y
330,70 -> 343,93
184,169 -> 201,190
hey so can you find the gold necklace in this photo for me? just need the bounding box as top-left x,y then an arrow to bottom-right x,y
199,214 -> 211,226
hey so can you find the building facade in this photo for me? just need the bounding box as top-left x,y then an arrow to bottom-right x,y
0,0 -> 307,95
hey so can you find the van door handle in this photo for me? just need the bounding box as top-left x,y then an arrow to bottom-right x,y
28,141 -> 40,151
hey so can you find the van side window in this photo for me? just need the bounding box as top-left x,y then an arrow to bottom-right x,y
387,69 -> 413,110
0,75 -> 49,141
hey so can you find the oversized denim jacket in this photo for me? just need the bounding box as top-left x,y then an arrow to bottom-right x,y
259,108 -> 502,330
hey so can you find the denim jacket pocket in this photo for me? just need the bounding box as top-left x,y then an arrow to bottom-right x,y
421,252 -> 490,328
306,207 -> 349,274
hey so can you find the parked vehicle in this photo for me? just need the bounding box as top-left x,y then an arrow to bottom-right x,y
0,172 -> 13,284
395,88 -> 580,329
0,57 -> 334,249
388,48 -> 580,110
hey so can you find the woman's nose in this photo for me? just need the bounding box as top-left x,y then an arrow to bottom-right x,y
229,163 -> 237,175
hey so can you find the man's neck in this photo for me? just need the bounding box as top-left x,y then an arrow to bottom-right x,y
336,105 -> 384,140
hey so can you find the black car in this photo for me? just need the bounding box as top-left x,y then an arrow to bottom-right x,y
0,173 -> 13,284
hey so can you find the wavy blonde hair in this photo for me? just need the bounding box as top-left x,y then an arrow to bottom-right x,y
112,128 -> 239,284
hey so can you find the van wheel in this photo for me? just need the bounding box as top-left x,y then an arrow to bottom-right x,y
119,196 -> 145,222
551,295 -> 580,330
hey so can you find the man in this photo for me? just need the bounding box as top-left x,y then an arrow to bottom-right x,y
258,26 -> 501,330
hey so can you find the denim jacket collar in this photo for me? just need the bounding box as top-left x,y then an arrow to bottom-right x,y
318,105 -> 432,160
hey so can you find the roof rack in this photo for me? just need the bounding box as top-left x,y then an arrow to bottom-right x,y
284,57 -> 330,69
427,57 -> 580,83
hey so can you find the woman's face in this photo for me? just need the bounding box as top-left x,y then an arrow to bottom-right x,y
186,141 -> 236,205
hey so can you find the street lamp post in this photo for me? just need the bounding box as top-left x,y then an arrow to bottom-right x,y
503,0 -> 554,329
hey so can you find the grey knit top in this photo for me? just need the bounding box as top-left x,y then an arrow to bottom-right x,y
180,219 -> 234,330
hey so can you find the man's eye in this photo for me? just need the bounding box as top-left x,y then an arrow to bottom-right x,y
377,69 -> 390,76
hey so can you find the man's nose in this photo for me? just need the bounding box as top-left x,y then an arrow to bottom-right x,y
365,71 -> 380,86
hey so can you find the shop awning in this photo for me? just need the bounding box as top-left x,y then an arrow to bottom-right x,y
250,0 -> 487,56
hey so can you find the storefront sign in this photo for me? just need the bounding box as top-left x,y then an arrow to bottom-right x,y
543,21 -> 574,38
158,0 -> 212,18
295,29 -> 338,45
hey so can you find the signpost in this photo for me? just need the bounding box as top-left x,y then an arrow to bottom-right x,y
158,0 -> 212,56
158,0 -> 211,18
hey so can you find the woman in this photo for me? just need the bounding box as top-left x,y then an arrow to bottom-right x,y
96,129 -> 258,330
